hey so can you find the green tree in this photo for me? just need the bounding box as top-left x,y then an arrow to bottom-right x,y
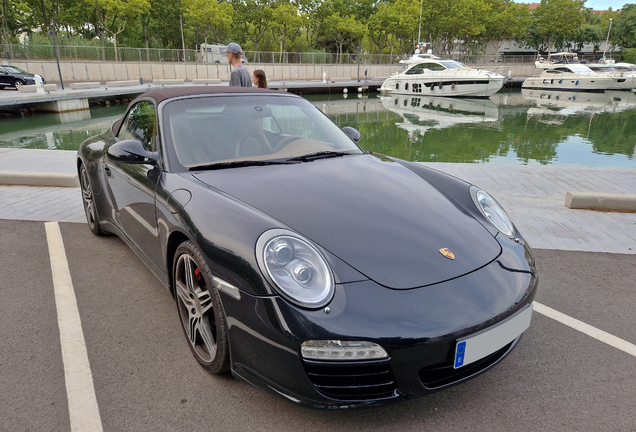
323,12 -> 367,62
24,0 -> 64,34
183,0 -> 233,46
96,0 -> 151,61
613,4 -> 636,48
299,0 -> 329,49
478,0 -> 532,56
270,1 -> 303,62
421,0 -> 488,55
234,0 -> 272,55
533,0 -> 585,53
1,0 -> 31,58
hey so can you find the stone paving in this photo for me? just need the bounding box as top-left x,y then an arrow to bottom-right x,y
1,148 -> 635,254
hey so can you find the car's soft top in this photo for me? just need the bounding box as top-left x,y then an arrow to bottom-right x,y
131,86 -> 288,106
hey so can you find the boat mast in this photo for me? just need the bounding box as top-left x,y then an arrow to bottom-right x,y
601,18 -> 613,62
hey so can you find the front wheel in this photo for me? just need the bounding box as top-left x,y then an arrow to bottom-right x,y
13,79 -> 25,88
173,241 -> 230,373
79,164 -> 105,236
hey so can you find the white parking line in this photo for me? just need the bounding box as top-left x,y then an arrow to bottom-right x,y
534,301 -> 636,358
45,222 -> 103,432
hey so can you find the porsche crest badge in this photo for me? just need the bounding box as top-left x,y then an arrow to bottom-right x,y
439,248 -> 455,260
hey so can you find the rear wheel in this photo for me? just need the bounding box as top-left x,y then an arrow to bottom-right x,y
79,165 -> 105,236
173,241 -> 230,373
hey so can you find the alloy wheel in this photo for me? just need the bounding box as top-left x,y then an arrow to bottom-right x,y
80,167 -> 97,229
175,253 -> 218,363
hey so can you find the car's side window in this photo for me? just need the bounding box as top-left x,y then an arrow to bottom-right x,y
119,101 -> 157,151
0,67 -> 6,74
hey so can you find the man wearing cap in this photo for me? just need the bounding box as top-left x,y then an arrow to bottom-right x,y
226,43 -> 252,87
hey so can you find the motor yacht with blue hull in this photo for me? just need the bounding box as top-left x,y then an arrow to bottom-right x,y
380,55 -> 505,97
522,64 -> 618,92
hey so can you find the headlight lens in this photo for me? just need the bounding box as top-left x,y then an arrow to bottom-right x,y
257,229 -> 334,308
472,187 -> 514,236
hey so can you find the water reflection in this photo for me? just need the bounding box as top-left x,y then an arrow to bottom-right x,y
0,105 -> 127,150
1,92 -> 635,166
319,91 -> 636,166
522,89 -> 636,119
378,95 -> 500,141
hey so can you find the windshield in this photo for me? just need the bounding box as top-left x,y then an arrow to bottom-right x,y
438,60 -> 466,69
163,95 -> 362,168
4,66 -> 28,74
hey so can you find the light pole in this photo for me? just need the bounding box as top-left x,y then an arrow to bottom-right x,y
180,14 -> 186,64
48,28 -> 64,90
417,0 -> 423,46
357,46 -> 361,82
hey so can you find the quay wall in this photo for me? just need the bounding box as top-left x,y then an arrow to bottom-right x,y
7,60 -> 540,84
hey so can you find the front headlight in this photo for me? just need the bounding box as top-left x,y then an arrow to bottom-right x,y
471,187 -> 514,236
256,229 -> 335,308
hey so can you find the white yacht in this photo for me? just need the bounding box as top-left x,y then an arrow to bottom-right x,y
380,54 -> 505,97
585,63 -> 636,91
522,64 -> 618,92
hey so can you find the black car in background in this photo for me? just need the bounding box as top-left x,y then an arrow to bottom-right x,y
77,86 -> 538,408
0,65 -> 44,89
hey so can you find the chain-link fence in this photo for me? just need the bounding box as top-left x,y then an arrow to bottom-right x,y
1,43 -> 564,65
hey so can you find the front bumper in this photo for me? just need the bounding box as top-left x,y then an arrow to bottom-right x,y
222,238 -> 538,408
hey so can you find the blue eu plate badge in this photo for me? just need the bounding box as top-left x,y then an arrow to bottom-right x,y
454,341 -> 467,368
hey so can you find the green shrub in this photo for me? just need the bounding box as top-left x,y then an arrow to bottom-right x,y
620,48 -> 636,64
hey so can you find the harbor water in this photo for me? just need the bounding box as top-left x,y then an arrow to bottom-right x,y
1,89 -> 635,167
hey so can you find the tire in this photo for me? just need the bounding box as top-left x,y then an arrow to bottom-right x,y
79,164 -> 106,236
13,79 -> 25,88
173,241 -> 230,373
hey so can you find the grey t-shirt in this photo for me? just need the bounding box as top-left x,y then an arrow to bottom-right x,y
229,64 -> 252,87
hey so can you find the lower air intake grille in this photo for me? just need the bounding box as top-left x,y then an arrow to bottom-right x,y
419,340 -> 514,389
303,361 -> 397,401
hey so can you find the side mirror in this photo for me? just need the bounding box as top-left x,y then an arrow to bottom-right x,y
107,140 -> 158,165
343,126 -> 361,144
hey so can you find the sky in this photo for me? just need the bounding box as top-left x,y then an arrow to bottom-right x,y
582,0 -> 629,9
517,0 -> 629,10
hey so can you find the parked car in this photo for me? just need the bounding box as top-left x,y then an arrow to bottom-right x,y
76,86 -> 538,409
0,65 -> 45,89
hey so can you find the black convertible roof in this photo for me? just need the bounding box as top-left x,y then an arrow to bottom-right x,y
132,85 -> 286,105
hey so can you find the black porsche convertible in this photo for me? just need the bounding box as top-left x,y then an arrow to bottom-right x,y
77,86 -> 538,408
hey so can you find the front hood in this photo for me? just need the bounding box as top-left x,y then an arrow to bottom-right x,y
193,154 -> 501,289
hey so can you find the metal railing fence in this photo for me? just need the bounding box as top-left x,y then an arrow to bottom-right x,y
3,43 -> 595,65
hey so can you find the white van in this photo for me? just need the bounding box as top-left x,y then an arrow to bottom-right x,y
196,43 -> 248,64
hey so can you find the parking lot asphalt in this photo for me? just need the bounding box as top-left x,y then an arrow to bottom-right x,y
1,218 -> 635,432
1,147 -> 636,430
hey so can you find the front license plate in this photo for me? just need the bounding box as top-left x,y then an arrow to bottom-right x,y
454,304 -> 533,369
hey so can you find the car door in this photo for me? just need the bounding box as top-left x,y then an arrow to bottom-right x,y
0,67 -> 10,87
105,100 -> 164,272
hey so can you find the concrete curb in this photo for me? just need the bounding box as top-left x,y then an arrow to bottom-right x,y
565,192 -> 636,211
0,171 -> 79,188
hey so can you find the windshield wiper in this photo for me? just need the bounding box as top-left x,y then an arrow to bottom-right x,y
286,151 -> 352,162
191,160 -> 299,171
